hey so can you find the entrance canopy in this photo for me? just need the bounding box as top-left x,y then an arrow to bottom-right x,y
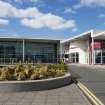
61,30 -> 92,44
93,31 -> 105,40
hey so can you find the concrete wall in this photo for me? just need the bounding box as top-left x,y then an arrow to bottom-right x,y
0,73 -> 71,92
69,40 -> 88,64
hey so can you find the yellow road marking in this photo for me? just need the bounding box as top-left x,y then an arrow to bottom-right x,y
77,82 -> 104,105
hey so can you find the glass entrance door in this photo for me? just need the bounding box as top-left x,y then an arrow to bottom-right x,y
94,49 -> 101,64
94,49 -> 105,64
102,50 -> 105,64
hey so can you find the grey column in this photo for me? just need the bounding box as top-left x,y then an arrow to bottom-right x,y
23,39 -> 25,63
92,37 -> 94,65
88,37 -> 90,64
60,43 -> 63,61
101,50 -> 103,64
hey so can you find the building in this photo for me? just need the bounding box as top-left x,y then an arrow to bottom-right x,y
61,29 -> 105,65
0,37 -> 60,64
1,29 -> 105,65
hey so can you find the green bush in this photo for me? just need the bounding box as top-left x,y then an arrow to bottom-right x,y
48,63 -> 67,71
38,66 -> 48,78
56,69 -> 65,76
16,71 -> 27,80
47,69 -> 56,77
0,63 -> 67,81
0,67 -> 11,80
30,71 -> 40,80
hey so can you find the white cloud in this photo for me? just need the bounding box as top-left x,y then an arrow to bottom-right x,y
14,8 -> 43,18
64,8 -> 76,14
0,19 -> 9,25
14,0 -> 39,3
0,1 -> 76,30
21,13 -> 76,30
98,14 -> 105,18
30,0 -> 39,2
74,0 -> 105,9
14,0 -> 22,3
0,1 -> 43,18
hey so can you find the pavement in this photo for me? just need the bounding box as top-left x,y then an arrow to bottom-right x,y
0,83 -> 91,105
71,64 -> 105,70
68,64 -> 105,104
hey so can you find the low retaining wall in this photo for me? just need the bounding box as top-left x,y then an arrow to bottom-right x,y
0,73 -> 71,92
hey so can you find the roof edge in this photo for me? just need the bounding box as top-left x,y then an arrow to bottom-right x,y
0,37 -> 60,41
61,29 -> 93,43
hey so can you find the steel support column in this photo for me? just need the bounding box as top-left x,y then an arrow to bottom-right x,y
23,39 -> 25,63
92,37 -> 94,64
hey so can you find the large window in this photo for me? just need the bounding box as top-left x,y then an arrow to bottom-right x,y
0,41 -> 58,63
94,49 -> 105,64
25,42 -> 58,63
0,41 -> 23,63
69,52 -> 79,63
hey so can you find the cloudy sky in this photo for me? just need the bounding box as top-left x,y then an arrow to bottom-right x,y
0,0 -> 105,39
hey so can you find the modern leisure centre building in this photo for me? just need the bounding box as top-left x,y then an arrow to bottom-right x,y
0,29 -> 105,65
0,37 -> 60,64
61,29 -> 105,65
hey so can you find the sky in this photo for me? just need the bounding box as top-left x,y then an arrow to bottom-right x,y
0,0 -> 105,39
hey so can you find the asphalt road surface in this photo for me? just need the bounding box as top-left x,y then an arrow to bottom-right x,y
68,64 -> 105,104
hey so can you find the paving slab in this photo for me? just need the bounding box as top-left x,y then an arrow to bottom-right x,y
0,83 -> 91,105
69,64 -> 105,104
68,64 -> 105,70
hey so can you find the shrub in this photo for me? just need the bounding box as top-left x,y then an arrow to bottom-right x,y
30,71 -> 39,80
0,63 -> 67,81
47,69 -> 56,77
8,66 -> 15,74
35,63 -> 44,68
48,63 -> 67,71
16,71 -> 27,80
0,67 -> 10,80
24,65 -> 33,79
15,64 -> 24,73
56,69 -> 65,77
42,66 -> 48,77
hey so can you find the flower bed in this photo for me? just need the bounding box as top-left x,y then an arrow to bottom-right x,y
0,72 -> 71,92
0,63 -> 68,81
0,63 -> 72,92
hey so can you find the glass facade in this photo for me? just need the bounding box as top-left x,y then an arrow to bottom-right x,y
69,52 -> 79,63
89,40 -> 105,64
25,42 -> 58,63
0,40 -> 59,64
94,49 -> 105,64
0,41 -> 23,63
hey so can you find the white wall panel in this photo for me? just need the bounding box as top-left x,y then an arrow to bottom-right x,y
69,40 -> 88,64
